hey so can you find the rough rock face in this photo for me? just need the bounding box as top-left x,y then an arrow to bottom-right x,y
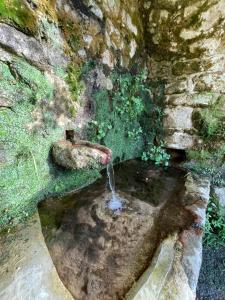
212,187 -> 225,206
0,213 -> 73,300
0,22 -> 66,67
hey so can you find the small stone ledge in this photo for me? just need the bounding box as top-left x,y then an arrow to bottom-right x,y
164,131 -> 201,150
52,140 -> 112,170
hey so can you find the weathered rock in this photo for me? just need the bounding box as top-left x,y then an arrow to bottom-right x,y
164,131 -> 200,150
0,97 -> 13,108
163,107 -> 193,130
52,140 -> 112,169
0,23 -> 66,68
181,175 -> 210,291
165,92 -> 220,107
126,234 -> 196,300
145,0 -> 225,150
0,213 -> 73,300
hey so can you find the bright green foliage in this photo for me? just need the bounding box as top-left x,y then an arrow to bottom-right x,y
204,195 -> 225,248
0,59 -> 54,105
0,0 -> 36,31
87,67 -> 165,162
142,144 -> 170,166
193,96 -> 225,139
89,120 -> 112,141
127,127 -> 143,140
112,70 -> 147,119
0,59 -> 99,230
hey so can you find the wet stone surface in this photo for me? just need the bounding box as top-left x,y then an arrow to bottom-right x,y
38,160 -> 195,300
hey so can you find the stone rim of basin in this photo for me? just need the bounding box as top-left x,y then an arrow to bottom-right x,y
125,173 -> 210,300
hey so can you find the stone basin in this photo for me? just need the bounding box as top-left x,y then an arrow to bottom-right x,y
38,160 -> 210,300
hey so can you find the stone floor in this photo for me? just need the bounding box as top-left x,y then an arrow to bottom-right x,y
196,246 -> 225,300
0,213 -> 73,300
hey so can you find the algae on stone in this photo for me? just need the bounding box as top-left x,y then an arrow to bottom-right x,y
0,0 -> 37,32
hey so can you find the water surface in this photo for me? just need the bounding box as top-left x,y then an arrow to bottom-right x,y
39,160 -> 193,300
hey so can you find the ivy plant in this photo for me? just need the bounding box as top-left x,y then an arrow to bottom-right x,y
141,144 -> 170,166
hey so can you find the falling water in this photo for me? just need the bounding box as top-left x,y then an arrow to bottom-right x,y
107,162 -> 115,192
106,162 -> 123,211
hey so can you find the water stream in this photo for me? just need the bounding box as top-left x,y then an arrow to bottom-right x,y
106,162 -> 123,211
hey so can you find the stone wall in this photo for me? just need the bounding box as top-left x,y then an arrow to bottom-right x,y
146,0 -> 225,149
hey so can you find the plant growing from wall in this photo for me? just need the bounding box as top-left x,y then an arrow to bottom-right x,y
127,127 -> 143,140
193,96 -> 225,139
112,70 -> 146,120
141,144 -> 170,166
0,0 -> 37,32
185,95 -> 225,186
204,195 -> 225,248
89,120 -> 112,141
86,64 -> 168,163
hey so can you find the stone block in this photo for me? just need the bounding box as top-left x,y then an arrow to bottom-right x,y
193,73 -> 225,93
164,131 -> 199,150
163,107 -> 193,130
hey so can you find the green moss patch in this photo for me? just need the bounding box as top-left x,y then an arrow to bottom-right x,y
0,58 -> 101,230
86,66 -> 166,162
0,0 -> 37,32
0,98 -> 101,230
185,96 -> 225,186
0,59 -> 54,105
